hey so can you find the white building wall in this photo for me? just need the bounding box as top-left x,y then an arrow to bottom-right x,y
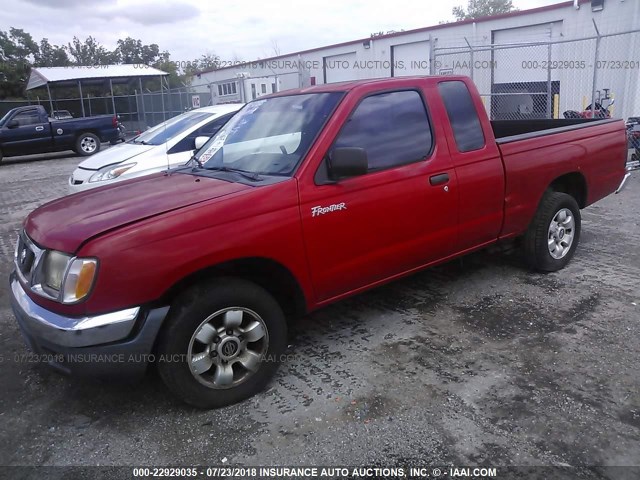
191,0 -> 640,118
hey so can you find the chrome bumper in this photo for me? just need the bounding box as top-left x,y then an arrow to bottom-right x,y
615,171 -> 631,194
10,273 -> 139,348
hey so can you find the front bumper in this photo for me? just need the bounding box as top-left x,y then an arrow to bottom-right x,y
9,272 -> 168,378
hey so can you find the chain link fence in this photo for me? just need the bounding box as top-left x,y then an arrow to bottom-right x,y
0,86 -> 211,133
433,26 -> 640,121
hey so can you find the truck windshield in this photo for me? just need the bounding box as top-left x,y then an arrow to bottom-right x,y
195,93 -> 342,176
132,111 -> 211,145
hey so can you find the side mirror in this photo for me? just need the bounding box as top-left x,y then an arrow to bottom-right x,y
194,136 -> 209,150
328,147 -> 368,180
7,119 -> 19,128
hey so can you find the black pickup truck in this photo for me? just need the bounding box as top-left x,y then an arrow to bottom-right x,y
0,105 -> 120,163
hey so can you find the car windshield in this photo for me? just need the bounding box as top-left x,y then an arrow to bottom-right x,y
195,93 -> 342,176
0,111 -> 12,127
132,111 -> 211,145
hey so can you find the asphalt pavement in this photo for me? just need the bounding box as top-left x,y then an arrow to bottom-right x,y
0,152 -> 638,474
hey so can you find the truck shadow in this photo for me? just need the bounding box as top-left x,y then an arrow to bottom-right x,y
1,151 -> 80,165
293,244 -> 525,335
1,143 -> 115,165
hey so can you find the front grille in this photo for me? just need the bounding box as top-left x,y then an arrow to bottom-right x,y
73,179 -> 83,185
15,233 -> 42,284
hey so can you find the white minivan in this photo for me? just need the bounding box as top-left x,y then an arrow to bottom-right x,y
68,104 -> 243,193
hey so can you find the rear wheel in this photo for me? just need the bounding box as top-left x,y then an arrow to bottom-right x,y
157,278 -> 287,408
524,191 -> 581,272
75,132 -> 100,156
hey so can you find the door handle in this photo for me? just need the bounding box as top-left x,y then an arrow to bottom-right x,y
35,126 -> 44,131
429,173 -> 449,186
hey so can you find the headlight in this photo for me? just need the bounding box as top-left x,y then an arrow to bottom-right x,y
62,258 -> 98,303
89,163 -> 136,183
43,250 -> 71,291
36,251 -> 97,303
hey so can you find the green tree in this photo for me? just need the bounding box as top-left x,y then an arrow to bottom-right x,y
67,36 -> 116,66
452,0 -> 517,20
146,50 -> 181,89
114,37 -> 161,65
0,28 -> 39,98
183,52 -> 220,77
35,38 -> 70,67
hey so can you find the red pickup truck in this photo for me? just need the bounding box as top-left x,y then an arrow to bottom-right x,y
10,76 -> 630,408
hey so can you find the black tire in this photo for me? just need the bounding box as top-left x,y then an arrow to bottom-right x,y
524,191 -> 581,272
75,132 -> 101,156
157,278 -> 287,408
0,148 -> 3,164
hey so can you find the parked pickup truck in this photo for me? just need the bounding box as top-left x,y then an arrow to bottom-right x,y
0,105 -> 120,162
9,76 -> 629,408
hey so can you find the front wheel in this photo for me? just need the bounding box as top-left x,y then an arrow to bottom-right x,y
524,191 -> 581,272
75,132 -> 101,156
157,278 -> 287,408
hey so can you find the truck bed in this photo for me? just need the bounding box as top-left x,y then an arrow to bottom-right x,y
491,118 -> 610,141
495,117 -> 627,240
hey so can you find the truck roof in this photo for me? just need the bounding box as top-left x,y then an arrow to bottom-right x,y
266,75 -> 471,97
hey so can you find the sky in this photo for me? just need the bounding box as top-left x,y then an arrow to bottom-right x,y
1,0 -> 565,64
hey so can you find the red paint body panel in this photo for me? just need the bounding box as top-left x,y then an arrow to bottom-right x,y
25,173 -> 250,252
498,120 -> 627,238
18,76 -> 627,318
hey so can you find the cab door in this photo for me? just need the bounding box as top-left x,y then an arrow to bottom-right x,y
1,108 -> 51,155
298,88 -> 459,303
436,80 -> 504,250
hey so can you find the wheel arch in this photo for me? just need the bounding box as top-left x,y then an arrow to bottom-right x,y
75,129 -> 100,139
160,257 -> 308,320
547,172 -> 588,209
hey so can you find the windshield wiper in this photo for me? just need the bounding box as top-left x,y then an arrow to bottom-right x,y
205,165 -> 263,182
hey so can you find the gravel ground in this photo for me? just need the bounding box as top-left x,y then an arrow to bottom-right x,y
0,152 -> 638,473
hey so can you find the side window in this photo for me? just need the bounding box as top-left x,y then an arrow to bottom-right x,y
197,113 -> 234,136
13,110 -> 41,126
168,114 -> 235,154
438,81 -> 485,152
333,90 -> 432,171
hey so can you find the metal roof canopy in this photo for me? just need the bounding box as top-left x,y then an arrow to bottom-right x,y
26,64 -> 168,90
25,64 -> 168,119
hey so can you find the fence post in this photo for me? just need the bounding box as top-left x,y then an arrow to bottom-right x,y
46,83 -> 54,116
590,20 -> 601,118
464,37 -> 474,80
546,36 -> 552,118
429,35 -> 436,75
78,80 -> 86,117
159,76 -> 166,122
138,77 -> 146,128
109,79 -> 117,116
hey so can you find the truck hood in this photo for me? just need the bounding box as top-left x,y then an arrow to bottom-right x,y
76,143 -> 155,170
25,173 -> 250,252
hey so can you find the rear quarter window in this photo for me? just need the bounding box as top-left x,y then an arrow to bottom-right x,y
438,81 -> 485,152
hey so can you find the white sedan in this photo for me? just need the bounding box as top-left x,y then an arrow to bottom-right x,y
68,104 -> 243,193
